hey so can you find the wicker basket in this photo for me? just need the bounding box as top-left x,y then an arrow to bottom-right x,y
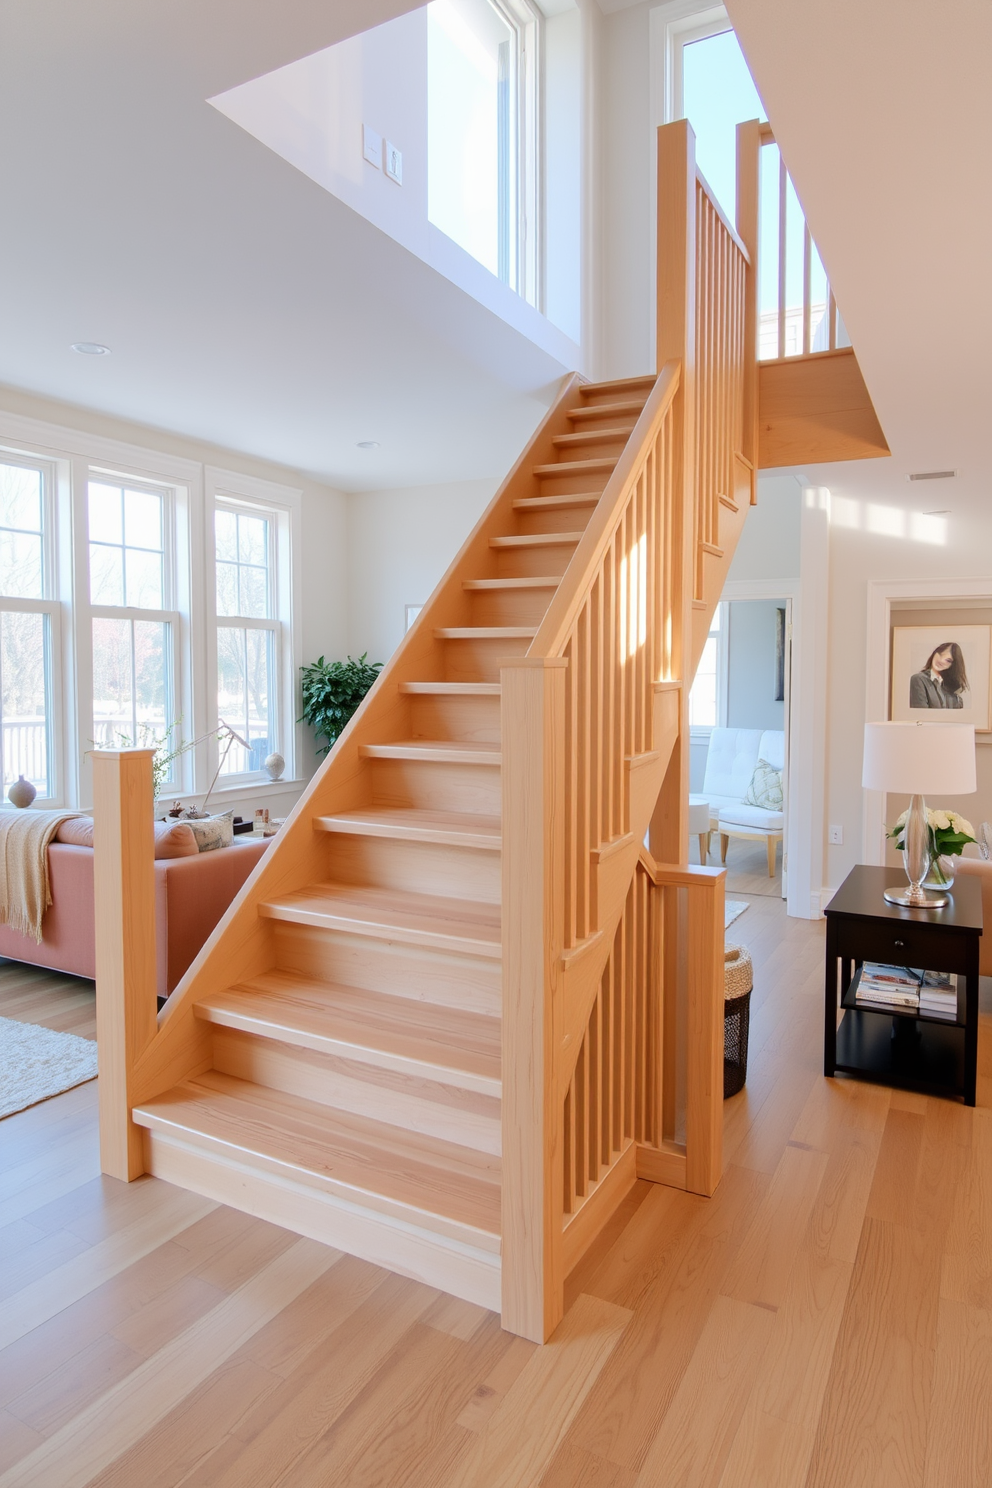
723,945 -> 753,1099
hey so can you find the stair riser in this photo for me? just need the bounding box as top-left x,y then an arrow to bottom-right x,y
535,468 -> 612,499
409,693 -> 501,744
323,835 -> 501,905
272,924 -> 503,1017
369,757 -> 501,815
568,402 -> 646,430
494,544 -> 577,579
581,380 -> 654,407
468,587 -> 556,628
211,1028 -> 502,1156
141,1132 -> 502,1310
443,634 -> 530,683
515,505 -> 597,536
554,433 -> 632,460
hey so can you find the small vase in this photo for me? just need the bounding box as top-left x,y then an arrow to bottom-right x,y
7,775 -> 37,809
925,854 -> 957,890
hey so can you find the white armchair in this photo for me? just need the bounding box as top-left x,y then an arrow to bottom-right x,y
692,727 -> 785,876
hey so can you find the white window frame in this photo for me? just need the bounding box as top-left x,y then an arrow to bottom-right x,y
204,468 -> 302,795
688,598 -> 728,736
0,450 -> 64,808
648,1 -> 733,129
81,466 -> 187,797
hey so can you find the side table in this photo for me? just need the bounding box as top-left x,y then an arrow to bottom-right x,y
823,864 -> 982,1106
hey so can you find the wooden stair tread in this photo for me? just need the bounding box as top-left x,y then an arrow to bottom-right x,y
551,426 -> 636,447
700,541 -> 725,558
434,626 -> 536,640
567,400 -> 645,420
531,456 -> 618,476
399,682 -> 501,696
462,577 -> 559,591
579,374 -> 655,396
197,971 -> 501,1093
133,1073 -> 501,1242
718,494 -> 739,512
359,740 -> 500,765
512,492 -> 600,512
490,532 -> 582,548
260,882 -> 502,958
315,806 -> 501,850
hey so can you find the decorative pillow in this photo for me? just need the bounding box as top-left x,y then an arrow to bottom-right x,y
744,758 -> 783,811
185,810 -> 235,854
55,815 -> 199,859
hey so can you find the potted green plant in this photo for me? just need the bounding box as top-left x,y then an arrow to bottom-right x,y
299,654 -> 382,757
888,807 -> 976,889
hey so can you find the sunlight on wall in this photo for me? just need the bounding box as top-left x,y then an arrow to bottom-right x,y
828,495 -> 947,546
620,535 -> 647,661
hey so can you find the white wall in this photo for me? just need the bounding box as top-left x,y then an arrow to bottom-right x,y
726,600 -> 785,731
823,501 -> 992,895
212,7 -> 582,370
347,478 -> 499,662
0,382 -> 349,816
726,473 -> 802,583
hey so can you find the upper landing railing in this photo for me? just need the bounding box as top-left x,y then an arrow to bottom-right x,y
740,120 -> 850,364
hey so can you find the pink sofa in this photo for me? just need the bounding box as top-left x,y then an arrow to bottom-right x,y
0,836 -> 272,997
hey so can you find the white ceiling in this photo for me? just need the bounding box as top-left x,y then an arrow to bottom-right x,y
726,0 -> 992,522
0,0 -> 571,492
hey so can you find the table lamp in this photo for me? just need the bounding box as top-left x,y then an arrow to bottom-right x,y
862,721 -> 976,907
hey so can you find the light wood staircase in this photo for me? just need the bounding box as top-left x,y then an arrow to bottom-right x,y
129,374 -> 659,1314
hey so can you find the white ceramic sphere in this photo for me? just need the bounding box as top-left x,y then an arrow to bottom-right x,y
263,751 -> 285,781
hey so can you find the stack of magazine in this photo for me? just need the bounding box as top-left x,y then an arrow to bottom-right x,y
855,963 -> 958,1020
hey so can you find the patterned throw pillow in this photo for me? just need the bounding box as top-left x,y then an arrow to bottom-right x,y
185,810 -> 235,853
744,758 -> 783,811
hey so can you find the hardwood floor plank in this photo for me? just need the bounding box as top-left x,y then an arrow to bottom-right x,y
240,1252 -> 388,1379
0,1409 -> 44,1475
0,1237 -> 340,1488
0,1188 -> 217,1349
439,1293 -> 630,1488
923,1298 -> 992,1487
721,1142 -> 829,1310
629,1295 -> 775,1487
181,1271 -> 439,1488
540,1442 -> 638,1487
84,1358 -> 282,1488
804,1218 -> 940,1488
454,1335 -> 535,1432
566,1165 -> 768,1471
6,1333 -> 145,1437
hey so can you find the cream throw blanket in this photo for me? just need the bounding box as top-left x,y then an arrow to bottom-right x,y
0,810 -> 83,944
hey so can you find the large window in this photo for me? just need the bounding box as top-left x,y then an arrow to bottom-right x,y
88,479 -> 175,781
427,0 -> 539,300
0,460 -> 56,799
688,602 -> 726,729
214,504 -> 278,778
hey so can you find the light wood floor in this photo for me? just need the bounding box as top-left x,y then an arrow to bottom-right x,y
2,903 -> 992,1487
704,834 -> 785,898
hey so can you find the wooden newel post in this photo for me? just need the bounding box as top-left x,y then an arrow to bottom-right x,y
93,749 -> 158,1181
500,656 -> 566,1343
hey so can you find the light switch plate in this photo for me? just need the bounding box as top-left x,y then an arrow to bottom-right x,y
384,141 -> 403,184
363,125 -> 382,168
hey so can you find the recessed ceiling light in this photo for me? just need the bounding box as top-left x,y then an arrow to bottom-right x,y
356,440 -> 380,450
71,342 -> 111,356
908,469 -> 955,481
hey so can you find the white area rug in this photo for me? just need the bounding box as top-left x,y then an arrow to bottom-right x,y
725,899 -> 749,929
0,1015 -> 97,1119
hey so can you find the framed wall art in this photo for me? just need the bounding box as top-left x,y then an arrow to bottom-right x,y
890,623 -> 992,730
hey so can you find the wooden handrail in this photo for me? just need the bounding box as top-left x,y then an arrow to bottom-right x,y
528,361 -> 681,661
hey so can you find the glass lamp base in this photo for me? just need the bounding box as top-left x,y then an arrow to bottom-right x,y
883,886 -> 948,909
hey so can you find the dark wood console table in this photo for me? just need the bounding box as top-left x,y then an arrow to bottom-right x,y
823,865 -> 982,1106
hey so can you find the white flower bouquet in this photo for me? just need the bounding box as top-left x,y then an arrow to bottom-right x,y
888,807 -> 976,858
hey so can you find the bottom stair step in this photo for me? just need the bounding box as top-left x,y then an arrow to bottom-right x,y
134,1072 -> 502,1310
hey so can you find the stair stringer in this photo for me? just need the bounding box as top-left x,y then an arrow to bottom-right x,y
127,372 -> 588,1115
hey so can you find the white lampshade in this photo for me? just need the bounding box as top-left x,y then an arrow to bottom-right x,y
862,721 -> 977,795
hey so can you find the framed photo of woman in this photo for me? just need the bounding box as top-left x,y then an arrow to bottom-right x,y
890,624 -> 992,729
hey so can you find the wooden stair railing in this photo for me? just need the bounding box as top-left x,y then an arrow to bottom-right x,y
93,118 -> 757,1346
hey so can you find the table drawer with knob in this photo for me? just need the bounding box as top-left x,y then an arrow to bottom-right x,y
832,918 -> 972,975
